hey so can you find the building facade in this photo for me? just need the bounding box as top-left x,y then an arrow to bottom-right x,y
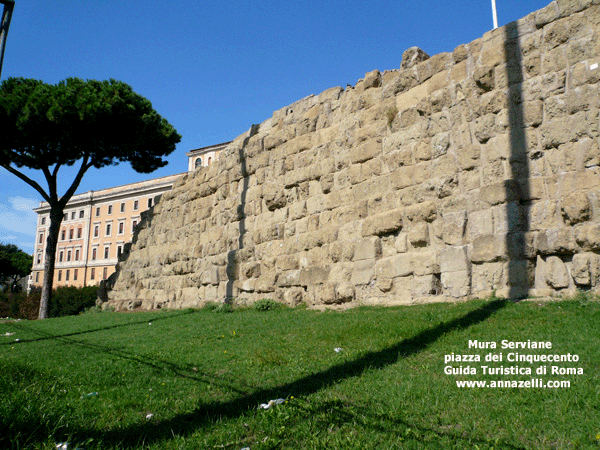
185,141 -> 230,172
30,174 -> 183,289
30,142 -> 230,289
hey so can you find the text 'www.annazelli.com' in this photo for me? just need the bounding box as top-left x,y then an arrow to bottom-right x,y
456,379 -> 571,388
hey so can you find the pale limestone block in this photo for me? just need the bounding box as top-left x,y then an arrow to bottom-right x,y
545,256 -> 570,289
575,223 -> 600,250
284,288 -> 304,306
561,191 -> 591,225
412,274 -> 442,297
408,222 -> 429,247
442,211 -> 467,245
471,234 -> 505,263
467,209 -> 494,240
441,270 -> 471,298
411,250 -> 440,276
535,228 -> 575,255
471,262 -> 505,292
396,233 -> 409,253
353,236 -> 382,261
440,245 -> 469,273
351,259 -> 375,285
361,209 -> 404,237
375,254 -> 413,279
335,282 -> 356,303
405,201 -> 437,222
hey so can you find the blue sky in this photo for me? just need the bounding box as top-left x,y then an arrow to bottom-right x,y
0,0 -> 551,252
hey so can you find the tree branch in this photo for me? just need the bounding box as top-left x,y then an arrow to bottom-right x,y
58,154 -> 91,209
0,163 -> 51,203
41,164 -> 58,203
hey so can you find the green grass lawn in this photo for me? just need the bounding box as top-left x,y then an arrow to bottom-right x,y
1,297 -> 599,449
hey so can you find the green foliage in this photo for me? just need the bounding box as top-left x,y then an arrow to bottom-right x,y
0,243 -> 32,292
0,77 -> 181,175
386,106 -> 398,127
0,290 -> 40,319
202,301 -> 234,313
253,298 -> 287,311
48,286 -> 98,318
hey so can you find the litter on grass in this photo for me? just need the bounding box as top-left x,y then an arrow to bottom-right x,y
334,347 -> 343,352
4,332 -> 14,336
146,413 -> 154,420
259,398 -> 286,409
80,392 -> 98,399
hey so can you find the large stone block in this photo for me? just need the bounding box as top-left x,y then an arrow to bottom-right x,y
440,245 -> 469,273
351,259 -> 376,285
353,237 -> 382,261
545,256 -> 570,289
361,209 -> 404,237
441,270 -> 471,298
471,234 -> 505,263
561,191 -> 590,225
375,254 -> 413,279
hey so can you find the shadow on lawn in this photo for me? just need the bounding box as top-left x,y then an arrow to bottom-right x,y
71,299 -> 509,447
0,309 -> 196,346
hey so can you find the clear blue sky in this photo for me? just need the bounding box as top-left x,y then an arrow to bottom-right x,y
1,0 -> 551,252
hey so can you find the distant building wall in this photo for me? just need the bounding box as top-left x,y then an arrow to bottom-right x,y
31,173 -> 182,288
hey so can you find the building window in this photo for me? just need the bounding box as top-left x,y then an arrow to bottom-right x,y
69,229 -> 74,240
61,230 -> 66,240
79,210 -> 84,219
118,221 -> 125,235
74,269 -> 78,281
108,205 -> 113,215
147,198 -> 153,208
77,227 -> 82,239
104,247 -> 109,259
132,220 -> 138,232
91,268 -> 95,280
36,253 -> 41,264
103,267 -> 108,280
35,272 -> 39,283
120,202 -> 125,213
71,211 -> 76,220
39,233 -> 44,244
117,245 -> 123,258
41,217 -> 46,225
133,200 -> 139,210
67,251 -> 71,262
75,249 -> 80,261
63,213 -> 68,221
94,225 -> 99,238
58,270 -> 62,281
96,207 -> 100,217
195,157 -> 202,169
65,270 -> 70,281
106,223 -> 111,236
92,248 -> 97,260
59,251 -> 63,262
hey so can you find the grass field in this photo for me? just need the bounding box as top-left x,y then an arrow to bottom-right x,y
1,297 -> 599,449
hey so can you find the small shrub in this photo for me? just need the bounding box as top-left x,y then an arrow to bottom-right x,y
0,290 -> 40,320
202,301 -> 234,313
253,298 -> 285,312
49,286 -> 98,318
386,106 -> 398,128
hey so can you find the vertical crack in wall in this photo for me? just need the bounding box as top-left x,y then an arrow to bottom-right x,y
226,124 -> 259,302
505,22 -> 530,299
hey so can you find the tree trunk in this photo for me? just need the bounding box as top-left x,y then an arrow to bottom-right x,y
38,206 -> 63,319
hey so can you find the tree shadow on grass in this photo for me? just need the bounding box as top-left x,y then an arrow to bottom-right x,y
69,299 -> 509,448
0,309 -> 197,346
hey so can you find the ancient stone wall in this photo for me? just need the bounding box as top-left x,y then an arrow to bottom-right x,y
108,0 -> 600,309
